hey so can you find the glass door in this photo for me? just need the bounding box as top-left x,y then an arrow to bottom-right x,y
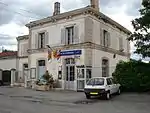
77,68 -> 92,91
65,66 -> 75,90
86,68 -> 92,83
65,58 -> 75,90
77,68 -> 85,91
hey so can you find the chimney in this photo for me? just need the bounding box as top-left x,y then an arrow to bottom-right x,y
90,0 -> 99,11
53,2 -> 60,16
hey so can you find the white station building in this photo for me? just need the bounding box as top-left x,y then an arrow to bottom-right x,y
16,0 -> 131,91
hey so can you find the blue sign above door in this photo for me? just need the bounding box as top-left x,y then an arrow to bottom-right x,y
60,50 -> 82,56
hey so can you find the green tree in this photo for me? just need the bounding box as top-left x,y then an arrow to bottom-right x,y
128,0 -> 150,58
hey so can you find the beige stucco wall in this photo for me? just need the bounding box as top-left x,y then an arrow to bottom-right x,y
29,52 -> 48,68
18,39 -> 29,57
30,15 -> 85,48
92,49 -> 129,77
29,52 -> 48,79
89,15 -> 130,53
18,58 -> 28,70
0,58 -> 17,70
17,57 -> 28,79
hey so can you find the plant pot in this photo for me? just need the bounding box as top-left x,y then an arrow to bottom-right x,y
35,85 -> 50,91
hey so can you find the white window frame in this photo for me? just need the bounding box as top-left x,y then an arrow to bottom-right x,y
38,32 -> 45,49
102,58 -> 109,77
65,26 -> 74,45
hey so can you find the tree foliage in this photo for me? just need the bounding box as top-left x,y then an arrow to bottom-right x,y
128,0 -> 150,58
112,60 -> 150,92
2,49 -> 14,52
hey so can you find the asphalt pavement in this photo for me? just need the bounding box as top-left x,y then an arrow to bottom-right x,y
0,86 -> 150,113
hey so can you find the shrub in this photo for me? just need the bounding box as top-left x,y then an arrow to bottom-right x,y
112,60 -> 150,92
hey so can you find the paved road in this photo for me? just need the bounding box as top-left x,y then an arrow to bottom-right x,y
0,87 -> 150,113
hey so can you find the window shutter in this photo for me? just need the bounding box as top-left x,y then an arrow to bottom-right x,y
107,32 -> 111,47
100,28 -> 104,46
24,43 -> 28,55
119,37 -> 123,50
61,28 -> 66,45
21,44 -> 23,56
22,44 -> 25,56
74,25 -> 79,44
35,34 -> 39,49
45,32 -> 49,48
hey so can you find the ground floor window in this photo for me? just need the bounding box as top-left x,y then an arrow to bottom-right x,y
66,66 -> 75,81
102,59 -> 109,77
38,60 -> 46,79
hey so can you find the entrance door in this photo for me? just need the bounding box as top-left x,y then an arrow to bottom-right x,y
77,68 -> 92,91
38,60 -> 46,79
65,58 -> 75,90
2,70 -> 11,85
77,68 -> 85,91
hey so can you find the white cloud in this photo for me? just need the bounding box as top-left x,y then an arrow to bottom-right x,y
0,22 -> 28,36
0,0 -> 141,59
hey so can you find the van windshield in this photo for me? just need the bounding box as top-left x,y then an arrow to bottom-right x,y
87,78 -> 104,86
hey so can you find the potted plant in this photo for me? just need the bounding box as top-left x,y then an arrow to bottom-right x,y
43,70 -> 54,89
35,70 -> 54,91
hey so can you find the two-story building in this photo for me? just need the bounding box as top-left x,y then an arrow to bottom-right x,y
16,0 -> 131,91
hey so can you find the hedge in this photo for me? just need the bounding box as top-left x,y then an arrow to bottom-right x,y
112,59 -> 150,92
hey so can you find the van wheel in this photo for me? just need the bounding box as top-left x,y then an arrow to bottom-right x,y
117,88 -> 121,95
86,94 -> 91,99
105,92 -> 110,100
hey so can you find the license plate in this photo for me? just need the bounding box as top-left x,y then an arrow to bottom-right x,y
90,92 -> 98,95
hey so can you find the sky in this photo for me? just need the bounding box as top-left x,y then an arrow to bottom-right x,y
0,0 -> 142,60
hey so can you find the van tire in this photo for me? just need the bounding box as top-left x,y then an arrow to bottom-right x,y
105,92 -> 111,100
86,94 -> 91,99
117,88 -> 121,95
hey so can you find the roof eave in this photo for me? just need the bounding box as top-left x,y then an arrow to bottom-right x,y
26,6 -> 131,35
25,6 -> 91,28
16,35 -> 29,41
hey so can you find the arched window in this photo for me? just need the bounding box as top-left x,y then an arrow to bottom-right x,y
102,58 -> 109,77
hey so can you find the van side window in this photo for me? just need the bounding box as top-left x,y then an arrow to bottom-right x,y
107,78 -> 112,85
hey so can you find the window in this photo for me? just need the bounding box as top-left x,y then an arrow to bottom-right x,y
87,78 -> 104,86
66,26 -> 74,45
65,58 -> 75,64
66,66 -> 75,81
103,30 -> 107,46
70,66 -> 75,81
107,78 -> 112,85
102,59 -> 109,77
38,32 -> 45,48
102,30 -> 110,47
38,60 -> 45,66
86,69 -> 92,79
23,64 -> 28,69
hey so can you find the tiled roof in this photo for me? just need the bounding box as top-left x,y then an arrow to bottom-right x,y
0,51 -> 17,58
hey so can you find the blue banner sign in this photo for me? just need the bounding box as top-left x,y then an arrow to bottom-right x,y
60,50 -> 82,56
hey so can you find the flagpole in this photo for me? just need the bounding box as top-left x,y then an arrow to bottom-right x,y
46,45 -> 53,63
46,45 -> 53,51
